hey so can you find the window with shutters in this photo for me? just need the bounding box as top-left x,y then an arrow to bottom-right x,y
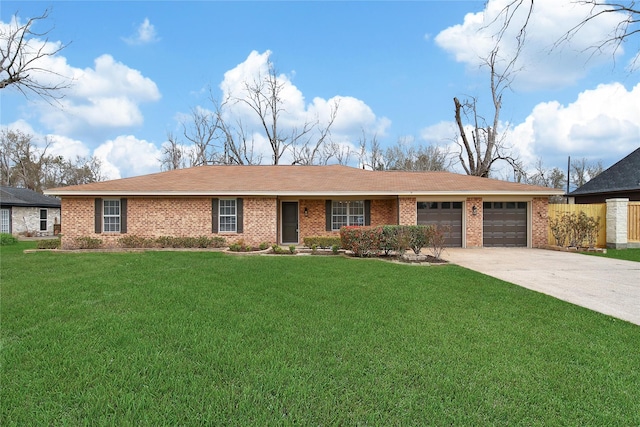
219,199 -> 237,232
103,199 -> 121,232
331,200 -> 364,231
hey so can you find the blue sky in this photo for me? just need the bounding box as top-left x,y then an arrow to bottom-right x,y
2,1 -> 639,182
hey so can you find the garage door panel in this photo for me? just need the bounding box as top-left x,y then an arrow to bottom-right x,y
483,202 -> 527,247
417,202 -> 462,247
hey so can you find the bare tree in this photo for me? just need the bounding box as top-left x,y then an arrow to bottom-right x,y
159,132 -> 188,171
453,46 -> 522,178
570,157 -> 603,188
384,138 -> 452,171
0,8 -> 71,102
357,131 -> 384,170
291,99 -> 340,165
0,129 -> 103,191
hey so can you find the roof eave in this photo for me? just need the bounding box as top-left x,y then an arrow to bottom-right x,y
45,189 -> 565,197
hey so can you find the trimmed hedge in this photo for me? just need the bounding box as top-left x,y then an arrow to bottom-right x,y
37,239 -> 61,249
340,225 -> 435,257
119,235 -> 227,249
0,233 -> 18,246
303,236 -> 342,249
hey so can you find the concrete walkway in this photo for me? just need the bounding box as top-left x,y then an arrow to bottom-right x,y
443,248 -> 640,326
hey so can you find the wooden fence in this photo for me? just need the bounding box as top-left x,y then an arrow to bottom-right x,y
629,202 -> 640,242
547,203 -> 607,247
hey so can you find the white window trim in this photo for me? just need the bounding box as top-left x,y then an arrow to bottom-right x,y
331,200 -> 364,231
103,199 -> 121,233
218,198 -> 237,233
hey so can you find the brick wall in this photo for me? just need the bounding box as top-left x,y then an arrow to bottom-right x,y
465,197 -> 483,248
60,196 -> 278,248
371,199 -> 397,225
531,197 -> 549,248
398,197 -> 416,225
243,198 -> 278,245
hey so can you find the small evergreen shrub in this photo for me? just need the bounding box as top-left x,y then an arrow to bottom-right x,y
37,239 -> 61,249
331,244 -> 339,254
259,242 -> 269,251
303,236 -> 341,249
0,233 -> 17,246
72,236 -> 103,249
340,226 -> 382,257
289,244 -> 296,254
118,235 -> 156,248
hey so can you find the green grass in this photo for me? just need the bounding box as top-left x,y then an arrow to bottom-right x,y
2,242 -> 639,425
585,247 -> 640,262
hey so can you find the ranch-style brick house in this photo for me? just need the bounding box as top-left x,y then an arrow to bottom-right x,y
45,165 -> 563,249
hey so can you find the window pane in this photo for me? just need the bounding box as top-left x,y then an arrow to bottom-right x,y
518,202 -> 527,209
452,202 -> 462,209
219,199 -> 237,232
103,200 -> 121,233
483,202 -> 491,209
442,202 -> 451,209
506,202 -> 516,209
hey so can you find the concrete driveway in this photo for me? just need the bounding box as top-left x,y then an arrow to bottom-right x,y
443,248 -> 640,326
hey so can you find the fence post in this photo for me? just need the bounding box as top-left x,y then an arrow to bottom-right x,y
606,198 -> 629,249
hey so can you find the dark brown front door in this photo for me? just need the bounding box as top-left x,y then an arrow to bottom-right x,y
282,202 -> 298,243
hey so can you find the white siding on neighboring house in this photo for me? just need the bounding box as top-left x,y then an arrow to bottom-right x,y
10,207 -> 61,236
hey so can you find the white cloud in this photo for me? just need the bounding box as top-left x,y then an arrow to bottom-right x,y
123,18 -> 159,45
211,50 -> 390,163
94,135 -> 162,179
509,82 -> 640,168
435,0 -> 628,91
37,54 -> 161,135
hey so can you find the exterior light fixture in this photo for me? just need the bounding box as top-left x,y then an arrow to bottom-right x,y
472,205 -> 478,216
304,207 -> 308,217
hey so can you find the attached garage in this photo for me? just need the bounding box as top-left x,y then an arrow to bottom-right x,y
417,201 -> 462,247
483,202 -> 527,247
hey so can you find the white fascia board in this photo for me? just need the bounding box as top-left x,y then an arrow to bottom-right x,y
46,189 -> 565,197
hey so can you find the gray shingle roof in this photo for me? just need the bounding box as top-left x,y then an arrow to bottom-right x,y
569,147 -> 640,196
0,186 -> 61,208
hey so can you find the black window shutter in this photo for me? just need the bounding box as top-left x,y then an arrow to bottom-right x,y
236,198 -> 243,233
325,200 -> 332,231
212,198 -> 219,233
364,200 -> 371,226
94,198 -> 102,233
120,198 -> 127,234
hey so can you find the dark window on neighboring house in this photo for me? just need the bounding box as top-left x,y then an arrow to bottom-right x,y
39,209 -> 47,231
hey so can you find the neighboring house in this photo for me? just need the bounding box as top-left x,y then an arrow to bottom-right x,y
0,186 -> 62,236
569,147 -> 640,204
45,165 -> 563,248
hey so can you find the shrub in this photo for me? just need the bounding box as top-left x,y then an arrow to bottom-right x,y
0,233 -> 17,246
272,244 -> 284,254
303,236 -> 342,249
72,236 -> 103,249
429,225 -> 449,260
378,226 -> 399,256
340,226 -> 382,257
406,225 -> 433,255
229,243 -> 243,252
550,212 -> 600,248
289,244 -> 296,254
331,244 -> 339,254
37,239 -> 61,249
259,242 -> 269,251
118,235 -> 156,248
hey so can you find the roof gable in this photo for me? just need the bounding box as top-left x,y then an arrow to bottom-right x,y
45,165 -> 563,197
570,147 -> 640,196
1,186 -> 61,207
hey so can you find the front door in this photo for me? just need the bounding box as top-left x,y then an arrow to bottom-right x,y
282,202 -> 299,243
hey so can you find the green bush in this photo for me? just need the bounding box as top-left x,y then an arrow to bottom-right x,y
340,226 -> 382,257
72,236 -> 103,249
37,239 -> 61,249
154,236 -> 226,249
289,244 -> 296,254
303,236 -> 342,249
259,242 -> 269,251
118,235 -> 156,248
405,225 -> 434,255
0,233 -> 18,246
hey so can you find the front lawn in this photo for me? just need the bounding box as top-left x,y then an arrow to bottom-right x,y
2,242 -> 639,425
585,247 -> 640,262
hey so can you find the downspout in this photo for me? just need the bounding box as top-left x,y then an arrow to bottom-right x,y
397,196 -> 400,225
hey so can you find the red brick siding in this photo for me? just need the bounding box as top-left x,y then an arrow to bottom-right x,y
371,199 -> 397,226
531,197 -> 549,248
465,197 -> 483,248
398,197 -> 417,225
60,196 -> 278,248
243,198 -> 278,246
